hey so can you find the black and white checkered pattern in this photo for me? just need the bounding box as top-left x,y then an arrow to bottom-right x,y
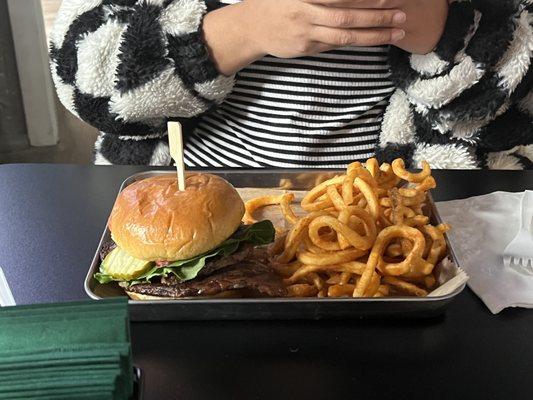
49,0 -> 234,165
377,0 -> 533,169
50,0 -> 533,169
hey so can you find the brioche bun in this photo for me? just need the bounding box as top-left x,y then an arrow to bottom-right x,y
109,174 -> 244,261
125,290 -> 243,300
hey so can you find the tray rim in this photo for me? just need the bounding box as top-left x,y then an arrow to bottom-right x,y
84,170 -> 466,305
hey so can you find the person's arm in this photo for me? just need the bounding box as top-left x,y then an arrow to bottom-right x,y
377,0 -> 533,170
49,0 -> 234,138
50,0 -> 241,165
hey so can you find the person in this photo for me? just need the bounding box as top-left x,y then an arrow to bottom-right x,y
49,0 -> 532,169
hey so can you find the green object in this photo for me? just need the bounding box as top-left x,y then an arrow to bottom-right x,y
98,247 -> 154,282
95,219 -> 276,286
0,298 -> 134,400
0,345 -> 131,377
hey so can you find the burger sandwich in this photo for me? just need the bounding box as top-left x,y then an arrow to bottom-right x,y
95,174 -> 287,299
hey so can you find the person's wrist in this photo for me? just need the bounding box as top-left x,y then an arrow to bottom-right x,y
202,2 -> 265,75
237,0 -> 267,60
393,0 -> 448,54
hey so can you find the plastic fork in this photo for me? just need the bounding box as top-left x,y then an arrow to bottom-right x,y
503,191 -> 533,275
0,267 -> 16,307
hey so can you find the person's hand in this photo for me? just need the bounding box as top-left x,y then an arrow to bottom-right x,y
241,0 -> 407,58
393,0 -> 449,54
203,0 -> 407,75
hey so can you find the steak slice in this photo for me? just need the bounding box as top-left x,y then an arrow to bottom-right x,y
99,240 -> 117,261
160,245 -> 258,285
127,262 -> 287,298
197,245 -> 253,277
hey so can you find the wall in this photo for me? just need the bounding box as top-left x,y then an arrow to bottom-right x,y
0,0 -> 28,153
0,0 -> 99,164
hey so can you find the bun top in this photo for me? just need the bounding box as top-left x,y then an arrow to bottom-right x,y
109,174 -> 244,261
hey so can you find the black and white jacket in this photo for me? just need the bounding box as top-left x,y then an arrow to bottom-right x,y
50,0 -> 533,169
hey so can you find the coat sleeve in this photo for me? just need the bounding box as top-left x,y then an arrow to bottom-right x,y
49,0 -> 234,165
377,0 -> 533,170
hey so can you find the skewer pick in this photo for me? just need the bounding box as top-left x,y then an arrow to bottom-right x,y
167,121 -> 186,191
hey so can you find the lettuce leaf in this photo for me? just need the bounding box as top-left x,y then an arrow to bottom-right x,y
94,220 -> 275,286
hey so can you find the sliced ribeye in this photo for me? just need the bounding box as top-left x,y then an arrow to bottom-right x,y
127,262 -> 286,298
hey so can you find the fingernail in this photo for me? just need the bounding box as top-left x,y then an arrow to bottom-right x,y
391,29 -> 405,42
393,12 -> 406,24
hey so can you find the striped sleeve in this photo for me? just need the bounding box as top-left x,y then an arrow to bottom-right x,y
378,0 -> 533,170
49,0 -> 234,165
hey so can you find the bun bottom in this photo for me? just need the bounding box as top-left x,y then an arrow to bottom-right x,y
125,290 -> 244,301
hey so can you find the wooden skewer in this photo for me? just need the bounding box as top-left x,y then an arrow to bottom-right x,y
167,121 -> 186,191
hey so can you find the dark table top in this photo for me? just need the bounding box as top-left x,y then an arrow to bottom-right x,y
0,164 -> 532,400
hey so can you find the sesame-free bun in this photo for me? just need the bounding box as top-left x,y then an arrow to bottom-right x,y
109,174 -> 244,261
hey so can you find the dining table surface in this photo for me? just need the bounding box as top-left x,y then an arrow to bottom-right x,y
0,163 -> 532,400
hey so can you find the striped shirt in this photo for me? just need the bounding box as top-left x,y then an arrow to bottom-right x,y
184,3 -> 394,168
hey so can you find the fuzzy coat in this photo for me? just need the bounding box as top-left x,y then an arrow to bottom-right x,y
50,0 -> 533,169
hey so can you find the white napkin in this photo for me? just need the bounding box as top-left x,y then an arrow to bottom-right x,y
0,267 -> 16,307
436,191 -> 533,314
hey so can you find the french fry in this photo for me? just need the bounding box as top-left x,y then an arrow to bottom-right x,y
287,284 -> 318,297
244,195 -> 285,224
382,276 -> 428,297
392,159 -> 431,183
297,249 -> 366,266
280,193 -> 299,225
328,284 -> 356,297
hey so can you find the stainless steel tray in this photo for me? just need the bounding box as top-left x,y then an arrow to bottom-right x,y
84,170 -> 466,321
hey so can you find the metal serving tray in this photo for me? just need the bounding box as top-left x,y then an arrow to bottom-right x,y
85,170 -> 466,321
